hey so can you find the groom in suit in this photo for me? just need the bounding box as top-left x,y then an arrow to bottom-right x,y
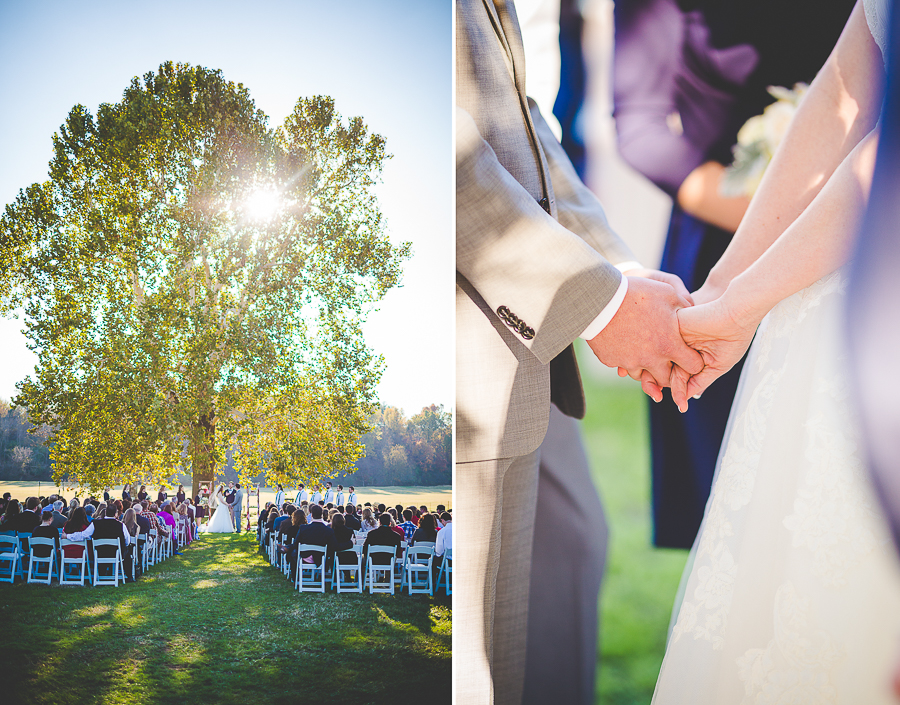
232,483 -> 244,533
456,1 -> 703,703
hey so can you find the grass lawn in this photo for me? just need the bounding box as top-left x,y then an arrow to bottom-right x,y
579,360 -> 690,705
0,533 -> 451,705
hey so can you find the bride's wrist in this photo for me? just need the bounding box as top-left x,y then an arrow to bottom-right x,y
720,279 -> 770,333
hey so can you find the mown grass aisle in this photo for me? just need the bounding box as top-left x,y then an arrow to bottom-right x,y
0,533 -> 451,705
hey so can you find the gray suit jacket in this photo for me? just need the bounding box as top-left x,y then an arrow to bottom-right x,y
456,0 -> 636,463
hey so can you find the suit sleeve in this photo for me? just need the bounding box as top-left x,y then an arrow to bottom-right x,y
456,106 -> 631,364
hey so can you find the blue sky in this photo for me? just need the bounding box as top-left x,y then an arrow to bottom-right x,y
0,0 -> 452,415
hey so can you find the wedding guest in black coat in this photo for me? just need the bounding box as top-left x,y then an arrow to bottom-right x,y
10,497 -> 42,532
363,513 -> 403,565
0,499 -> 21,529
49,501 -> 68,530
344,504 -> 361,531
64,505 -> 133,582
32,511 -> 61,558
292,504 -> 336,573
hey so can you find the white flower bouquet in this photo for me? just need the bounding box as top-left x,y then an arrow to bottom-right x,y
720,83 -> 808,199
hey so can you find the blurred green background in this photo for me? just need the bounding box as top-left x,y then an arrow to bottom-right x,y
577,352 -> 690,704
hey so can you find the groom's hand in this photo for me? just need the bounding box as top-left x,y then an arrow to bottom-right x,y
587,275 -> 704,399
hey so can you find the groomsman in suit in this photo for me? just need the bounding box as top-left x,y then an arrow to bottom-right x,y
295,483 -> 308,505
456,1 -> 702,703
347,486 -> 357,506
323,482 -> 335,504
335,485 -> 345,506
310,485 -> 323,504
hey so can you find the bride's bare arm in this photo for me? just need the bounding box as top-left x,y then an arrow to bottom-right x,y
696,1 -> 884,302
671,129 -> 879,408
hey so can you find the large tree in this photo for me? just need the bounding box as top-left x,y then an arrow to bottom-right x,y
0,62 -> 408,497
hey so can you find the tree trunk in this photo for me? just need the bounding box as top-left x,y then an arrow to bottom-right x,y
191,412 -> 216,501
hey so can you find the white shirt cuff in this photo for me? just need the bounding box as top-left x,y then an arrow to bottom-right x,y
579,262 -> 642,340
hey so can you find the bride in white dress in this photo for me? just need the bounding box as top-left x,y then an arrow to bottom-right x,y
203,484 -> 235,533
651,1 -> 900,702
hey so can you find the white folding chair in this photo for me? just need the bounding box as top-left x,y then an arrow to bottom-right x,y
27,537 -> 58,584
437,548 -> 452,595
136,531 -> 149,574
0,535 -> 19,583
393,541 -> 408,591
92,538 -> 124,587
334,546 -> 364,593
59,539 -> 89,586
147,528 -> 159,566
366,545 -> 397,594
405,545 -> 435,596
16,532 -> 32,581
295,544 -> 327,593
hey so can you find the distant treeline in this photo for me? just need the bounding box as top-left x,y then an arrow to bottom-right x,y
0,399 -> 451,486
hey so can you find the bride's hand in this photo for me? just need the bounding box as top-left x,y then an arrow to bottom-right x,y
616,268 -> 695,399
669,297 -> 760,412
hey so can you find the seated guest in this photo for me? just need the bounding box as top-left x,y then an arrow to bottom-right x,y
411,513 -> 438,546
434,512 -> 452,557
273,505 -> 294,534
143,503 -> 170,546
398,510 -> 417,541
32,510 -> 61,559
84,504 -> 96,523
291,504 -> 335,576
331,512 -> 354,551
360,508 -> 378,534
344,504 -> 361,531
363,513 -> 403,566
385,513 -> 405,540
278,509 -> 305,565
9,497 -> 42,532
157,502 -> 180,554
0,499 -> 21,529
122,508 -> 139,580
68,498 -> 80,516
49,501 -> 67,530
64,505 -> 134,582
62,507 -> 90,559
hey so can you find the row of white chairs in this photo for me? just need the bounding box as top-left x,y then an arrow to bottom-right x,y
260,526 -> 452,596
0,526 -> 179,587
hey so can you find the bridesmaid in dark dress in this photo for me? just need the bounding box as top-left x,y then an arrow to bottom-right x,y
613,0 -> 854,548
137,485 -> 147,502
176,485 -> 186,504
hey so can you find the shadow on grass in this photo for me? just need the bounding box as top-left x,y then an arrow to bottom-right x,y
0,533 -> 450,705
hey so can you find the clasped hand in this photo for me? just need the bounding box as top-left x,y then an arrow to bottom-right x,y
588,272 -> 758,412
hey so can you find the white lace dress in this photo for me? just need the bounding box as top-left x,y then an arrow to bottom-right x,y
203,491 -> 235,533
652,7 -> 900,702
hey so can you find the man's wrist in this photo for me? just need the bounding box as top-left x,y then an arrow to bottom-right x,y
579,261 -> 643,340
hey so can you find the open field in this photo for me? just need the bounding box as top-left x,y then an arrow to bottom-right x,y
0,482 -> 452,515
0,533 -> 451,705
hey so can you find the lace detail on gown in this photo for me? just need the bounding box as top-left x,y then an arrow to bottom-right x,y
863,0 -> 890,64
654,272 -> 900,705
